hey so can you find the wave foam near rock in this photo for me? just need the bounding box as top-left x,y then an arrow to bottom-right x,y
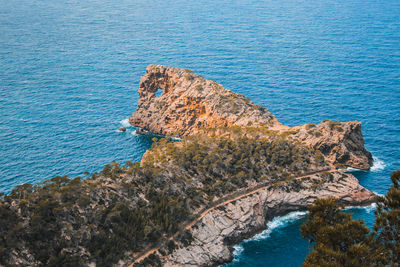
120,118 -> 131,128
370,156 -> 386,172
230,211 -> 308,261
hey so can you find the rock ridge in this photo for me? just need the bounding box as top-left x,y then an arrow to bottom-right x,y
130,65 -> 373,170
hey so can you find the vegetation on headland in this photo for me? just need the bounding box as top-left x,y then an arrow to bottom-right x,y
0,128 -> 328,266
301,170 -> 400,266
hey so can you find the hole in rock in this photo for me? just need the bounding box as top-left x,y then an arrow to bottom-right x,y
155,88 -> 164,98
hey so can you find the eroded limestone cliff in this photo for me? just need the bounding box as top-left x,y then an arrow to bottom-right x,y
130,65 -> 372,170
163,171 -> 374,267
291,120 -> 373,170
129,65 -> 280,136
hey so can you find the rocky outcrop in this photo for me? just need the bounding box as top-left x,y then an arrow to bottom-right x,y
163,171 -> 375,267
292,120 -> 373,170
129,65 -> 280,136
130,65 -> 373,170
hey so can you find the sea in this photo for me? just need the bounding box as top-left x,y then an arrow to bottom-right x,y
0,0 -> 399,266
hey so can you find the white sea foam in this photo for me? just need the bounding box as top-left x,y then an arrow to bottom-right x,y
344,156 -> 386,173
344,167 -> 363,173
229,211 -> 308,262
231,244 -> 244,259
120,118 -> 131,128
370,156 -> 386,172
345,203 -> 377,213
364,203 -> 378,213
131,130 -> 138,136
246,211 -> 308,242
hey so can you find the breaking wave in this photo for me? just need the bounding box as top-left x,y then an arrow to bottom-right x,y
345,202 -> 377,213
231,244 -> 244,260
229,211 -> 308,260
370,156 -> 386,172
250,211 -> 308,241
344,156 -> 386,173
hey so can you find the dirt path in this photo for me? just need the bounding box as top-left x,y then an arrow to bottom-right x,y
130,169 -> 332,265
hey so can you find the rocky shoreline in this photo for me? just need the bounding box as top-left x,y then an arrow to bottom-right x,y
162,171 -> 375,267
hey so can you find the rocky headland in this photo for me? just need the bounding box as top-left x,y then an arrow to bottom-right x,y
0,65 -> 375,267
130,65 -> 372,170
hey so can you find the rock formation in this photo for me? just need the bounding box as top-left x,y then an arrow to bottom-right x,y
291,120 -> 373,170
129,65 -> 280,136
130,65 -> 373,170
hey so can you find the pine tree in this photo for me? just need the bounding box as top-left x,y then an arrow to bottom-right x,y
374,170 -> 400,264
301,170 -> 400,266
300,198 -> 383,267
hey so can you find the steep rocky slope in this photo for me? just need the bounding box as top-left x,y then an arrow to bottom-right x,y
291,120 -> 373,170
130,65 -> 372,170
163,171 -> 374,267
0,127 -> 375,267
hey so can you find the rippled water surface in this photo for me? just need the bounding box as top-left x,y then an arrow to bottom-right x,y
1,0 -> 399,265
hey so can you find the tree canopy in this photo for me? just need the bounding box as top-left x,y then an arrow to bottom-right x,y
301,170 -> 400,267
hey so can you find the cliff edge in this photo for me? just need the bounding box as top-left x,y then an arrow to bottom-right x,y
163,171 -> 374,267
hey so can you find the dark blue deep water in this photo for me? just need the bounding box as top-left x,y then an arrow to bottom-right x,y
1,0 -> 399,266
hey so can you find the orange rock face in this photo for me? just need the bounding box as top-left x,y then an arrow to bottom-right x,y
130,65 -> 373,170
129,65 -> 280,136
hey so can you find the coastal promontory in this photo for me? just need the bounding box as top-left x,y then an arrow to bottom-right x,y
0,66 -> 375,267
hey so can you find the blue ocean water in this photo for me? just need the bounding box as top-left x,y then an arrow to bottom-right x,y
0,0 -> 399,266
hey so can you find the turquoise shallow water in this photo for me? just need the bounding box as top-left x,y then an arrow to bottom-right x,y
1,0 -> 399,265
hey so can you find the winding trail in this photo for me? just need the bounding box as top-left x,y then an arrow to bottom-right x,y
130,169 -> 332,266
